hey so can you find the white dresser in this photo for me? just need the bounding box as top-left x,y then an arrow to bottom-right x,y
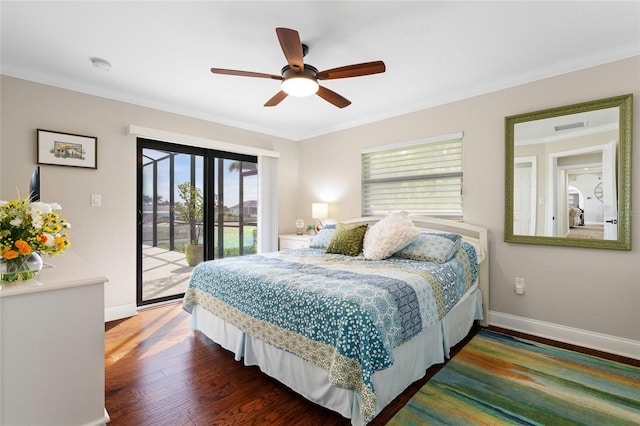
0,251 -> 109,426
279,233 -> 315,250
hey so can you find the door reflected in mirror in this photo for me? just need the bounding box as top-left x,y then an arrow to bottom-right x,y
505,94 -> 632,250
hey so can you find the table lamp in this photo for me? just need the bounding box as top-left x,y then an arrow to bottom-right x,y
311,203 -> 328,232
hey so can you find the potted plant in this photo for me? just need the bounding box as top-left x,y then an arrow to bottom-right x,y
306,224 -> 316,235
174,182 -> 204,266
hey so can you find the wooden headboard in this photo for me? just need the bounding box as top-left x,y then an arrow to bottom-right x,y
343,215 -> 489,326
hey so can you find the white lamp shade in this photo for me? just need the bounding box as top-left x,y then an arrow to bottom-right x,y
281,76 -> 319,97
311,203 -> 328,220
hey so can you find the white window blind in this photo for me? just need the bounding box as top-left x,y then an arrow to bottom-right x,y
362,133 -> 463,219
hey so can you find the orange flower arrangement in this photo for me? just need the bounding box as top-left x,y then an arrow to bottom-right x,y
0,197 -> 71,281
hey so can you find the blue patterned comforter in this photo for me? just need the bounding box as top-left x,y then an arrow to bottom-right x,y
183,244 -> 477,421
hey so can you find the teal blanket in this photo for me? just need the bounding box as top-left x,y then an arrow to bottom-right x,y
184,245 -> 476,421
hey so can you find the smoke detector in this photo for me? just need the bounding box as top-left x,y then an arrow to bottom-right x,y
90,57 -> 111,71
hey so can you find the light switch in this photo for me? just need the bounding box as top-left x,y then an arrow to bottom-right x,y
90,193 -> 102,207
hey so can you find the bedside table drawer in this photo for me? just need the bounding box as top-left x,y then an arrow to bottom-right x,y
279,234 -> 314,250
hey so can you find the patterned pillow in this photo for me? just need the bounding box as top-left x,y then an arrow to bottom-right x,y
309,224 -> 336,248
326,223 -> 369,256
393,232 -> 462,263
362,212 -> 420,260
427,231 -> 463,243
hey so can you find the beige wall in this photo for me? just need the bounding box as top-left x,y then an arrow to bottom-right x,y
0,76 -> 299,319
298,57 -> 640,347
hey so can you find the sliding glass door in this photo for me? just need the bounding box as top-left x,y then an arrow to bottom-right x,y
213,159 -> 258,258
137,139 -> 258,306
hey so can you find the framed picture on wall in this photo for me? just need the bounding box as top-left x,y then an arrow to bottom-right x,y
37,129 -> 97,169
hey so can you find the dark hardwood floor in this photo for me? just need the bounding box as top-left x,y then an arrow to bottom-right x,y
105,302 -> 638,425
105,302 -> 469,425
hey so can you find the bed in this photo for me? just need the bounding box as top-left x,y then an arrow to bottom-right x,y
183,215 -> 489,425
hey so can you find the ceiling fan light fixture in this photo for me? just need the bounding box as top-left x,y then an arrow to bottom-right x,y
282,76 -> 319,97
281,65 -> 319,97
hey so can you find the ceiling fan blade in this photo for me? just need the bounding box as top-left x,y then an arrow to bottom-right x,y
264,90 -> 288,107
211,68 -> 282,80
276,28 -> 304,73
317,61 -> 386,80
316,86 -> 351,108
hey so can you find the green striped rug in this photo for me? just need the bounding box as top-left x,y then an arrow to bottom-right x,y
387,330 -> 640,425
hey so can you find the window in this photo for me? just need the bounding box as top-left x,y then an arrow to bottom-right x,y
362,132 -> 463,219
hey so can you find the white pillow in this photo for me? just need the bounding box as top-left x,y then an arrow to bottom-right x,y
362,212 -> 420,260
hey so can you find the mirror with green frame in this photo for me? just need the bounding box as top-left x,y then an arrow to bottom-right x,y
505,94 -> 632,250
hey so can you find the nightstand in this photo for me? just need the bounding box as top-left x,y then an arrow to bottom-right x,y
279,234 -> 315,250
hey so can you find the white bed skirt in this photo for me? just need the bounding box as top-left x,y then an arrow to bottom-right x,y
189,288 -> 483,425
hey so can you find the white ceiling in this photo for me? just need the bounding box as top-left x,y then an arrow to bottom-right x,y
1,1 -> 639,141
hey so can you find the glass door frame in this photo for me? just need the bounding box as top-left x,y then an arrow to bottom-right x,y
136,138 -> 257,307
137,138 -> 209,306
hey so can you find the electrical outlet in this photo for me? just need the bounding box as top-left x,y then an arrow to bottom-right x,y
515,277 -> 525,295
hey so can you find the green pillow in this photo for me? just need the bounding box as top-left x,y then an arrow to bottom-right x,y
326,223 -> 368,256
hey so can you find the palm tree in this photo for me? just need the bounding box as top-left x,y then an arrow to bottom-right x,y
228,161 -> 257,174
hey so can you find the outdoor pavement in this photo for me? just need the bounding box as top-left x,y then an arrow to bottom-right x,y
142,245 -> 194,301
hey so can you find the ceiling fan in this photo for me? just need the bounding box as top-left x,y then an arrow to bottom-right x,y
211,28 -> 386,108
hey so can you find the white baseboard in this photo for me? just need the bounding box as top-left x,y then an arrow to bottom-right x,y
104,303 -> 137,322
489,310 -> 640,360
81,409 -> 110,426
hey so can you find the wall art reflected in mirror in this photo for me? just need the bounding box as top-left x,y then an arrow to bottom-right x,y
505,94 -> 632,250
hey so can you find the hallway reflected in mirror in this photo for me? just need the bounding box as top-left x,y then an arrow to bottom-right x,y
567,224 -> 604,239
